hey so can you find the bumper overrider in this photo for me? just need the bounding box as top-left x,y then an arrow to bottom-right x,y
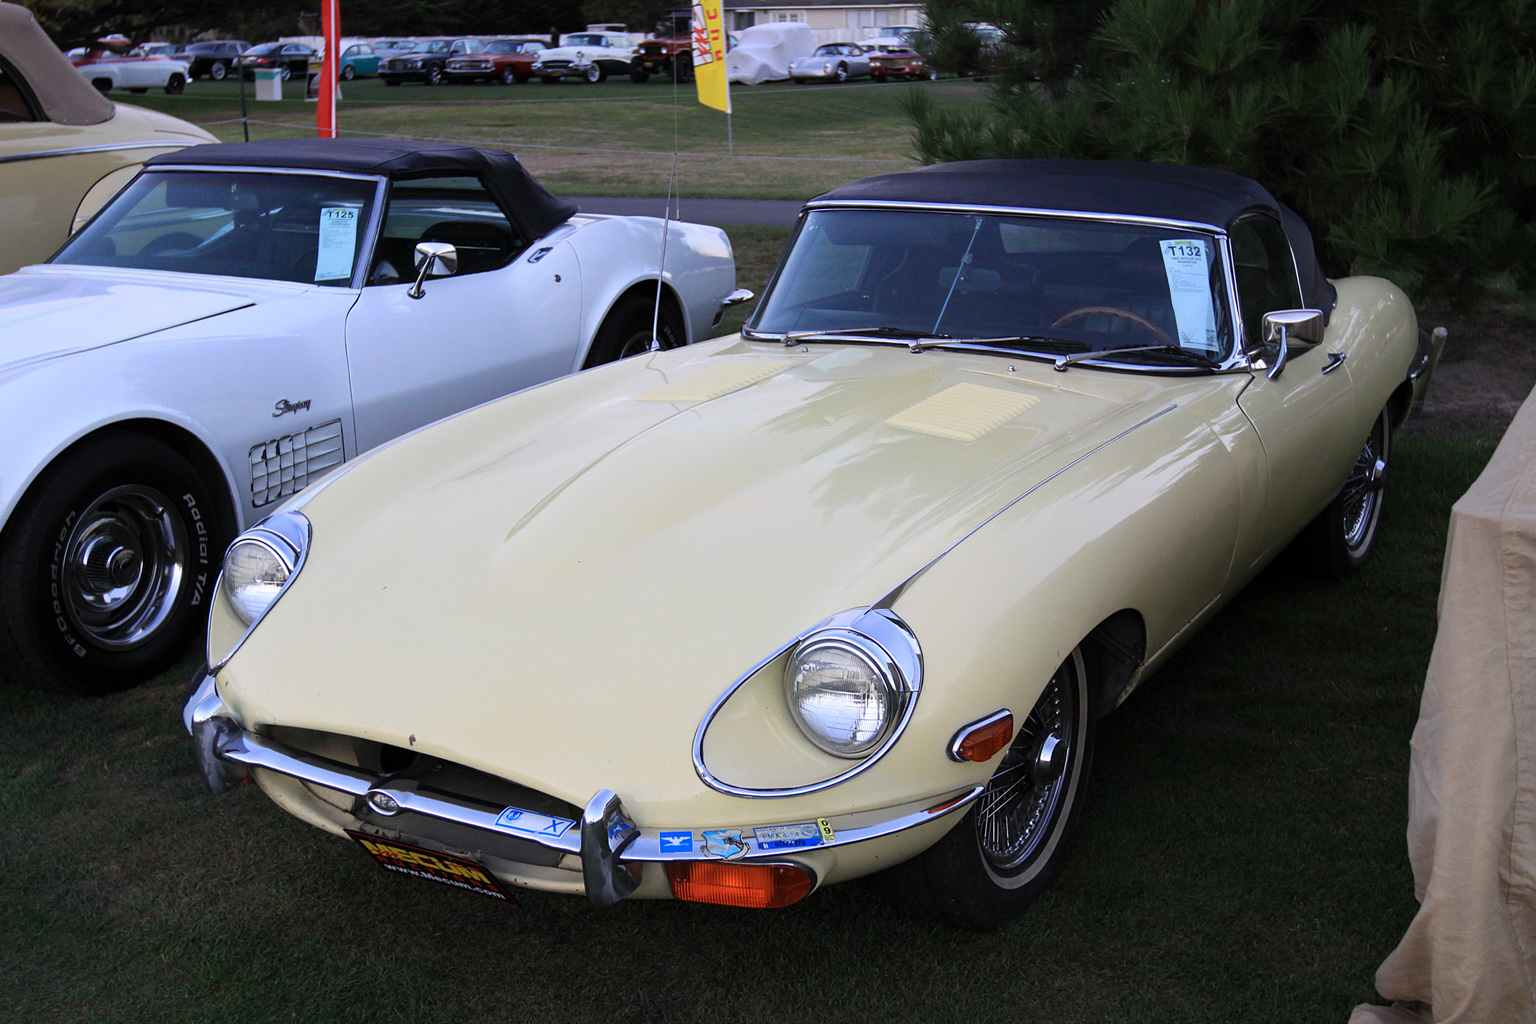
184,672 -> 982,908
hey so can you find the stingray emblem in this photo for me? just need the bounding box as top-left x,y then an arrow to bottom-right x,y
272,398 -> 312,418
701,829 -> 749,860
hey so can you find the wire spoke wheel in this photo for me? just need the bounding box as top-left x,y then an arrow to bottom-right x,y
1339,413 -> 1388,553
975,661 -> 1076,871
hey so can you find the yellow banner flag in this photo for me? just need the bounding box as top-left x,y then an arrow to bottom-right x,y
692,0 -> 730,113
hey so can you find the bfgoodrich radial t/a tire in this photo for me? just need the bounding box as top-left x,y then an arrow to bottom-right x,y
887,648 -> 1096,930
0,435 -> 229,696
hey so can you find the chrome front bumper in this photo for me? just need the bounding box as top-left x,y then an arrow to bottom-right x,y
185,673 -> 981,907
1408,325 -> 1448,419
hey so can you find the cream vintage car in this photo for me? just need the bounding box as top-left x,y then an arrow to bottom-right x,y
0,3 -> 214,275
186,160 -> 1445,929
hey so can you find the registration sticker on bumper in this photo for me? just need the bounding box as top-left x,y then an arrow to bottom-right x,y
347,831 -> 515,904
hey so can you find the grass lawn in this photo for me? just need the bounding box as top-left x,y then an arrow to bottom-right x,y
125,76 -> 985,199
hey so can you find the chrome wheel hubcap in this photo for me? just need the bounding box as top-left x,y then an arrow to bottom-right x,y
62,485 -> 186,649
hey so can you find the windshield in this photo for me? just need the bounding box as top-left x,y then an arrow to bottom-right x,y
563,34 -> 607,46
748,208 -> 1233,364
54,170 -> 378,287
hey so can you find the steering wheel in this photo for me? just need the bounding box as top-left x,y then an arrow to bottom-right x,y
1050,306 -> 1172,347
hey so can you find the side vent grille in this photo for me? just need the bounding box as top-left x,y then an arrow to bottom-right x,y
249,418 -> 345,507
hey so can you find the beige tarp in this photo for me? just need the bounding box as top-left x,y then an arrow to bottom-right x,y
1352,386 -> 1536,1023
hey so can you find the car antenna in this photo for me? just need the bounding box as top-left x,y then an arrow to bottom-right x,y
650,34 -> 682,353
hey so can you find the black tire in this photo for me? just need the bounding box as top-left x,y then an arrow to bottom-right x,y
210,61 -> 227,80
677,56 -> 694,83
279,66 -> 292,81
498,66 -> 517,85
425,64 -> 444,85
1301,406 -> 1391,579
541,76 -> 559,83
886,648 -> 1095,930
0,434 -> 231,696
583,292 -> 684,368
834,63 -> 849,83
127,87 -> 149,94
163,74 -> 185,95
630,68 -> 650,84
872,73 -> 886,82
92,78 -> 112,93
340,63 -> 356,81
585,62 -> 606,83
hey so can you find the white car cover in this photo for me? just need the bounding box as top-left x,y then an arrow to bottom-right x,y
726,23 -> 814,84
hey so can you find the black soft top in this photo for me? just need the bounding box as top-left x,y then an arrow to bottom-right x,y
148,138 -> 578,240
813,159 -> 1336,315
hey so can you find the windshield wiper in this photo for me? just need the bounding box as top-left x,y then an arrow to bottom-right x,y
1050,344 -> 1222,372
776,326 -> 953,350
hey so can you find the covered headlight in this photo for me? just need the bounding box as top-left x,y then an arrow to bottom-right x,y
783,610 -> 922,759
208,510 -> 309,667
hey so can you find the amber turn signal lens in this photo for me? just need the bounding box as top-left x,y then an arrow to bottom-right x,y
666,861 -> 813,909
951,711 -> 1014,762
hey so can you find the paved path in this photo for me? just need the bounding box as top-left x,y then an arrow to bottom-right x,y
569,196 -> 802,227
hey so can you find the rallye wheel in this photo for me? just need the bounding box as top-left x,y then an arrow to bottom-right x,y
888,648 -> 1095,930
210,61 -> 227,80
0,435 -> 229,696
585,63 -> 606,83
340,63 -> 356,81
1303,406 -> 1391,579
164,73 -> 186,94
583,292 -> 684,368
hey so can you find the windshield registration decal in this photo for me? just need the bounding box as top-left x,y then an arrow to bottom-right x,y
1159,238 -> 1220,356
315,206 -> 359,281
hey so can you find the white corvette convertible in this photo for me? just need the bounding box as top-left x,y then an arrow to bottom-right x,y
0,138 -> 744,696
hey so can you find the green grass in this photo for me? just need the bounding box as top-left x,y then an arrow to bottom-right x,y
123,76 -> 987,199
0,420 -> 1501,1023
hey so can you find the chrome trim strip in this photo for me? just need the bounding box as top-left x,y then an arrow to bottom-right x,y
876,404 -> 1180,609
195,714 -> 981,862
0,141 -> 187,166
803,199 -> 1225,235
692,607 -> 925,798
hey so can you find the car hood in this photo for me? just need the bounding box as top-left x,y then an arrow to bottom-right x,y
0,267 -> 267,374
224,336 -> 1178,814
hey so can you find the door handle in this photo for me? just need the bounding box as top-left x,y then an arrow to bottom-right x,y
1321,352 -> 1347,375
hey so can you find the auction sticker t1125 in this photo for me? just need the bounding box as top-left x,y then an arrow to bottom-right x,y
346,830 -> 516,904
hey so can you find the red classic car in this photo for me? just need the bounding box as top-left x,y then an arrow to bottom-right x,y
870,46 -> 935,82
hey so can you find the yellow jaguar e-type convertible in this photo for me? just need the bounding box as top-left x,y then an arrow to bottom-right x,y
186,160 -> 1443,929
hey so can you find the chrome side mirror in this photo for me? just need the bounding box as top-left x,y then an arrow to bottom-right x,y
1262,308 -> 1325,380
408,241 -> 459,299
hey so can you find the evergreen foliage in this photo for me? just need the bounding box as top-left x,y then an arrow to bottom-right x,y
909,0 -> 1535,299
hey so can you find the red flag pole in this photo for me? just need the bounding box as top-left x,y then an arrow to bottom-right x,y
317,0 -> 339,138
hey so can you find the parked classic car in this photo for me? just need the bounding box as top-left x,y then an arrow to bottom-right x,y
173,40 -> 250,80
71,41 -> 190,94
869,46 -> 934,81
184,159 -> 1444,929
379,38 -> 486,86
0,138 -> 743,697
789,43 -> 872,83
335,42 -> 380,80
0,4 -> 214,275
235,42 -> 316,81
532,31 -> 643,82
444,39 -> 546,84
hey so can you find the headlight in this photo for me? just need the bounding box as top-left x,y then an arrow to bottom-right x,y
784,611 -> 921,758
217,510 -> 308,629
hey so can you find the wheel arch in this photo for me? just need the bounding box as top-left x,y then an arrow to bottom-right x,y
1386,379 -> 1414,434
2,418 -> 241,549
577,279 -> 687,368
1080,609 -> 1147,717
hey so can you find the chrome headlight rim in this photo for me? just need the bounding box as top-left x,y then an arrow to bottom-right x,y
786,628 -> 910,758
208,509 -> 310,670
692,606 -> 923,798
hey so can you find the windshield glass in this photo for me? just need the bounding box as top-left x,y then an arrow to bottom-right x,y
54,170 -> 378,287
749,208 -> 1233,363
563,34 -> 606,46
